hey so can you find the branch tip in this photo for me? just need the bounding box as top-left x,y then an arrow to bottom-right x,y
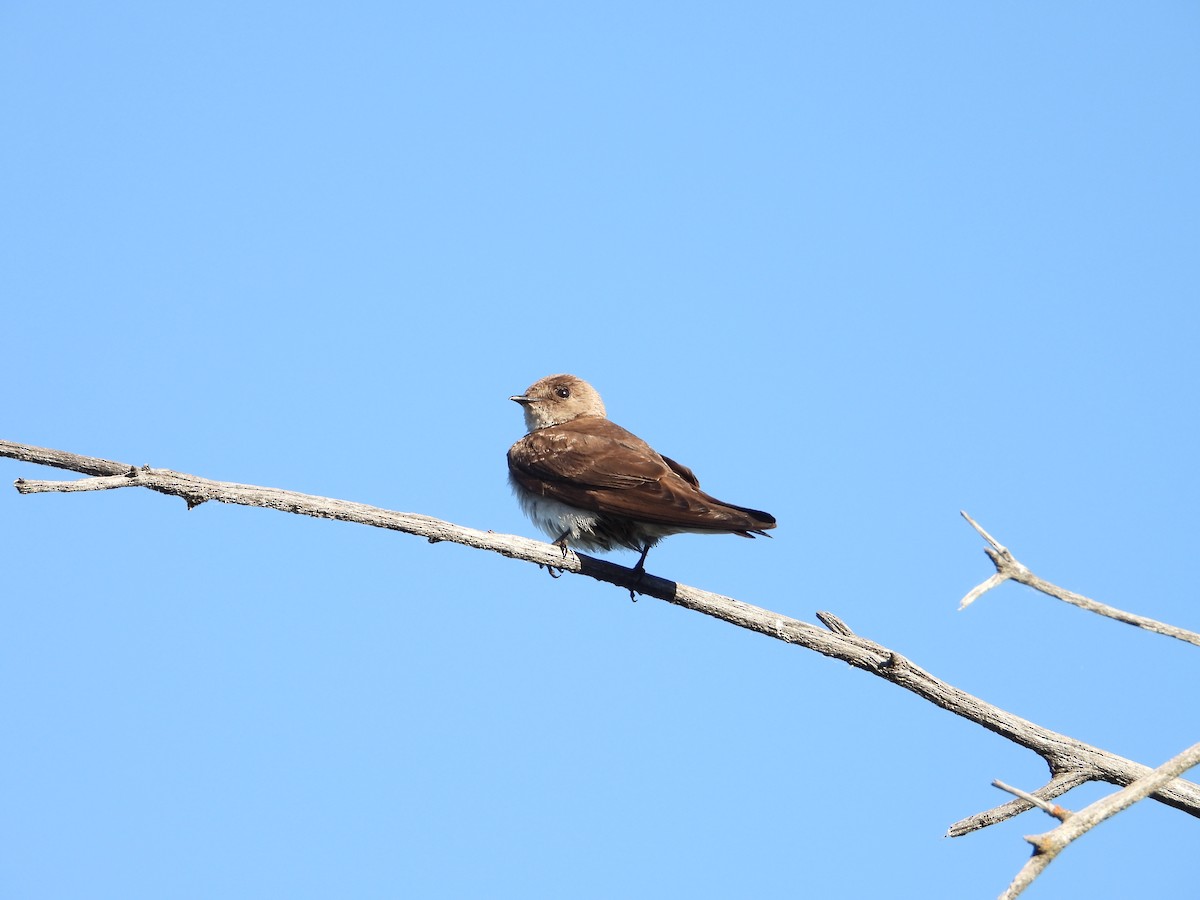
960,510 -> 1008,554
959,572 -> 1008,610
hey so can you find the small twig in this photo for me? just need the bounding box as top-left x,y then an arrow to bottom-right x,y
1000,741 -> 1200,899
948,771 -> 1090,837
960,512 -> 1014,557
958,512 -> 1023,608
816,611 -> 855,636
958,511 -> 1200,646
17,472 -> 139,493
959,572 -> 1009,609
992,780 -> 1072,821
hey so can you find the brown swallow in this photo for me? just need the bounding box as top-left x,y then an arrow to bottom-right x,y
507,374 -> 776,571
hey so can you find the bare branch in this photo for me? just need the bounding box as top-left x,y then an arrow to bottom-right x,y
959,572 -> 1008,610
17,473 -> 139,493
6,439 -> 1200,832
992,780 -> 1072,821
1000,741 -> 1200,899
947,772 -> 1091,837
961,511 -> 1018,559
0,440 -> 133,477
959,511 -> 1200,646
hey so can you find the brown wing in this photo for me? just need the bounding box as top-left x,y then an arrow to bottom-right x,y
660,454 -> 700,488
508,418 -> 775,534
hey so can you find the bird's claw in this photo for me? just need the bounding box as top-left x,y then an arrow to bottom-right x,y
628,563 -> 647,601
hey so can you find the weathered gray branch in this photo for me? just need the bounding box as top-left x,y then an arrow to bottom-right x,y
1000,741 -> 1200,899
949,771 -> 1093,837
992,779 -> 1073,822
4,438 -> 1198,835
959,511 -> 1200,646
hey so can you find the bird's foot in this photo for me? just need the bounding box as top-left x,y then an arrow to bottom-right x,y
542,531 -> 572,578
627,562 -> 647,602
626,543 -> 654,600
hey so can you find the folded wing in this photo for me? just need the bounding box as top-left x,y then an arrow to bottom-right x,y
507,418 -> 775,536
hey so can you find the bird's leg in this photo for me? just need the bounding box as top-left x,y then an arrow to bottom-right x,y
633,542 -> 651,572
540,530 -> 572,578
626,542 -> 654,601
553,530 -> 572,557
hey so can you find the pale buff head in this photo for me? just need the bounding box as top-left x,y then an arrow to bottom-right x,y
510,374 -> 607,431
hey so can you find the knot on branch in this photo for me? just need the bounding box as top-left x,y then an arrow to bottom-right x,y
984,545 -> 1030,579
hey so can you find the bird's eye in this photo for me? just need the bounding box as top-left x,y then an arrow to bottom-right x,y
555,386 -> 571,399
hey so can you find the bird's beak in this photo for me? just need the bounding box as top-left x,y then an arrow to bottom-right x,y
510,394 -> 530,405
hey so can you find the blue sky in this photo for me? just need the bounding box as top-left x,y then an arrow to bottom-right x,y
2,3 -> 1198,897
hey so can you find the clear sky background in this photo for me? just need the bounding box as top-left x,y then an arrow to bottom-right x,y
2,4 -> 1198,898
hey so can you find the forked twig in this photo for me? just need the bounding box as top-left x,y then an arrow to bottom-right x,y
958,511 -> 1200,646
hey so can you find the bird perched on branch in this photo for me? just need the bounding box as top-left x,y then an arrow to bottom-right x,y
507,374 -> 776,571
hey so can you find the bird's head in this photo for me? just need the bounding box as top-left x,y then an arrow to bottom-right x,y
510,374 -> 607,431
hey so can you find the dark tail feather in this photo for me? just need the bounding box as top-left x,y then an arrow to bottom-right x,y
723,502 -> 776,532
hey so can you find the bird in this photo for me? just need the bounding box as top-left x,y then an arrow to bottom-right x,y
507,374 -> 776,571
